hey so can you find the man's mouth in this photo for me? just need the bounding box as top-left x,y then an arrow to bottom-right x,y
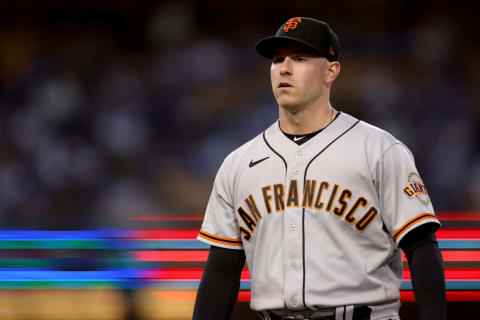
278,82 -> 292,88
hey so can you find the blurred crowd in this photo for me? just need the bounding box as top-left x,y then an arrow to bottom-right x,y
0,1 -> 478,229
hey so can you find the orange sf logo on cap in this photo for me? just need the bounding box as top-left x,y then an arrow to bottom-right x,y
283,17 -> 302,32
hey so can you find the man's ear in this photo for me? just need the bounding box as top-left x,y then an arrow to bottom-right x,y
325,61 -> 341,84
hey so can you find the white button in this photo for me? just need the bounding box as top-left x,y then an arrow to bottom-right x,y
292,298 -> 297,306
291,224 -> 296,231
296,152 -> 303,157
291,261 -> 297,268
293,168 -> 299,175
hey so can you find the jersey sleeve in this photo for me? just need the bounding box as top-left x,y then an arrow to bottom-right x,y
197,158 -> 243,250
374,143 -> 440,245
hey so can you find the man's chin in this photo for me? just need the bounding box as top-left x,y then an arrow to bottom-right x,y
278,101 -> 303,114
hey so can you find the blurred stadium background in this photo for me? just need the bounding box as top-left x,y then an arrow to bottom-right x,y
0,1 -> 479,319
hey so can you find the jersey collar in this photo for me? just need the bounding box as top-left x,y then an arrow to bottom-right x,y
263,112 -> 360,159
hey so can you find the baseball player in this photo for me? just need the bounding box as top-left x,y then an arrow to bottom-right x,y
193,17 -> 445,320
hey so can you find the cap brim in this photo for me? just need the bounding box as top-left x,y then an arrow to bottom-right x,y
255,35 -> 326,60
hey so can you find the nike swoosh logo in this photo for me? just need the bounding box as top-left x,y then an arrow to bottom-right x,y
249,156 -> 270,168
293,136 -> 305,141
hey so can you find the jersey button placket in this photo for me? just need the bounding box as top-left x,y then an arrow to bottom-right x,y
284,151 -> 305,310
291,261 -> 301,270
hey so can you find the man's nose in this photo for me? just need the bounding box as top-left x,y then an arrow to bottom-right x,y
279,57 -> 293,75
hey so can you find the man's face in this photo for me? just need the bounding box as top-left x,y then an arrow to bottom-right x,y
270,46 -> 330,112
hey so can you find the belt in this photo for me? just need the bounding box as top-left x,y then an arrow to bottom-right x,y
258,305 -> 372,320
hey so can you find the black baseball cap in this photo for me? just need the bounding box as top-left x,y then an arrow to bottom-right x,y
255,17 -> 340,62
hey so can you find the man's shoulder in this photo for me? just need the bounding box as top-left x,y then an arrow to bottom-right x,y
341,112 -> 400,145
339,112 -> 415,164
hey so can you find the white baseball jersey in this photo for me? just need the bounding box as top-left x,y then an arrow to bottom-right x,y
197,112 -> 440,314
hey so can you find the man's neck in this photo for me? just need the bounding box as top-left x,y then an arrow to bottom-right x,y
279,101 -> 335,135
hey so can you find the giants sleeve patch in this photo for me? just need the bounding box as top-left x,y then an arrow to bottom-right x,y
403,172 -> 430,205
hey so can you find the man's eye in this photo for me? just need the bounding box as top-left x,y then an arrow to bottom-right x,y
272,57 -> 284,64
295,56 -> 306,62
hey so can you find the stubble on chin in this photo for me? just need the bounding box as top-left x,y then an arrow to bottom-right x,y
277,99 -> 302,115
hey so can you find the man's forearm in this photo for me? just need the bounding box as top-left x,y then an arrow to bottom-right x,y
192,246 -> 245,320
405,236 -> 446,320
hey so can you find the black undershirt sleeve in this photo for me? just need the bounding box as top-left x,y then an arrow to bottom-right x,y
192,246 -> 246,320
398,223 -> 446,320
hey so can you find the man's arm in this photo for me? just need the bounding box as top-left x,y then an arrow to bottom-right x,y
399,223 -> 446,320
192,246 -> 246,320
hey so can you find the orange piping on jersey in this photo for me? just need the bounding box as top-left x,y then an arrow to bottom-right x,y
198,230 -> 243,246
393,213 -> 438,243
